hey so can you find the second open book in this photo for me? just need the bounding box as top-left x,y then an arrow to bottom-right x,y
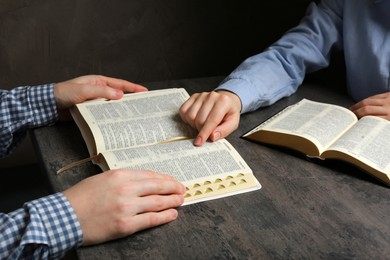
243,98 -> 390,186
67,88 -> 261,205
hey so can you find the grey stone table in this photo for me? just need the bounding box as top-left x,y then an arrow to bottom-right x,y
32,76 -> 390,259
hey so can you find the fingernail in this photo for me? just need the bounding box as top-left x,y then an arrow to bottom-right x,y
213,131 -> 221,141
194,136 -> 202,146
180,184 -> 186,194
171,209 -> 179,218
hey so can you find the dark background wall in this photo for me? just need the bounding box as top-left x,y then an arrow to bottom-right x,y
0,0 -> 345,169
0,0 -> 312,88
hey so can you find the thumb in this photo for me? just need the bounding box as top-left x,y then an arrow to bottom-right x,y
72,84 -> 124,104
209,117 -> 240,142
90,85 -> 124,100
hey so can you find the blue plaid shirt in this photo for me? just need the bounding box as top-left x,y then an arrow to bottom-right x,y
0,85 -> 83,259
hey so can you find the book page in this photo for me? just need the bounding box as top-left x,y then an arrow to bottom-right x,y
72,88 -> 197,154
100,139 -> 261,205
102,139 -> 252,181
246,99 -> 358,154
324,116 -> 390,174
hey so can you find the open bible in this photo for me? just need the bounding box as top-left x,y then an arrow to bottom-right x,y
242,98 -> 390,186
64,88 -> 261,205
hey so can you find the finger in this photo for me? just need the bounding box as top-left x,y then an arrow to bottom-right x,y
80,84 -> 125,101
350,96 -> 387,111
95,75 -> 148,93
106,169 -> 184,188
180,94 -> 206,130
210,113 -> 240,142
377,115 -> 390,121
192,95 -> 219,131
126,209 -> 180,234
179,95 -> 197,124
194,92 -> 238,146
350,100 -> 375,111
186,94 -> 210,127
132,178 -> 186,196
195,107 -> 228,146
353,105 -> 388,118
135,194 -> 184,213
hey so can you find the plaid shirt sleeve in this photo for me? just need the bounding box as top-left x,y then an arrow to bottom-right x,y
0,193 -> 83,259
1,85 -> 83,258
0,84 -> 58,158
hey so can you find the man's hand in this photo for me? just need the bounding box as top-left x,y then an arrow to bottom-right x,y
54,75 -> 147,120
179,90 -> 242,146
62,169 -> 185,246
350,92 -> 390,121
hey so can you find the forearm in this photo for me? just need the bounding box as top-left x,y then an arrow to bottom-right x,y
216,0 -> 344,113
0,193 -> 82,259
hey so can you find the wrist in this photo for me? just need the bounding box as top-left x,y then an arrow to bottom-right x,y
215,90 -> 242,113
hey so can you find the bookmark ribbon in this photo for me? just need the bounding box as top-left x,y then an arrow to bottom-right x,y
56,154 -> 100,174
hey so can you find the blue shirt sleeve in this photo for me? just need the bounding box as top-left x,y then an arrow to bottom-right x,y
216,0 -> 344,113
217,0 -> 390,113
0,193 -> 83,259
0,84 -> 58,157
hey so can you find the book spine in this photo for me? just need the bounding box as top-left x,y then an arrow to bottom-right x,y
259,102 -> 299,128
243,100 -> 301,136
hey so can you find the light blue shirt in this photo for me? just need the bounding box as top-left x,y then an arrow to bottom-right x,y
217,0 -> 390,114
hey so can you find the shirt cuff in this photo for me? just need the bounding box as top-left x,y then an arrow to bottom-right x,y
215,78 -> 256,114
28,84 -> 58,127
27,193 -> 83,258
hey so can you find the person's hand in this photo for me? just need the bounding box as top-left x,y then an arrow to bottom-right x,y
62,169 -> 185,245
179,90 -> 242,146
350,92 -> 390,121
54,75 -> 148,120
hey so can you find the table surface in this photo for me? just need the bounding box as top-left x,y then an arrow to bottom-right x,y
32,76 -> 390,259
